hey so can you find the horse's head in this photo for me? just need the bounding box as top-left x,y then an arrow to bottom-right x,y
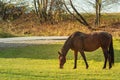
58,51 -> 66,69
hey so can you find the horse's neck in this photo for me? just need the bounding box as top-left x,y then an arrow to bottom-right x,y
61,44 -> 70,57
61,37 -> 71,56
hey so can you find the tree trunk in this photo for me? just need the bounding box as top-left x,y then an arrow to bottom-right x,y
95,0 -> 101,27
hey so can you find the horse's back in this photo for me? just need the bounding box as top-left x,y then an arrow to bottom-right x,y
70,31 -> 112,52
83,32 -> 101,51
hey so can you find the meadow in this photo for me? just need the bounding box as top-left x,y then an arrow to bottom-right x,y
0,38 -> 120,80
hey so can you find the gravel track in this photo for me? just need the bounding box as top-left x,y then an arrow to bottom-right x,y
0,36 -> 68,48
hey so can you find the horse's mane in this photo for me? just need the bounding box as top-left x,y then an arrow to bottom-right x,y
62,31 -> 83,50
61,31 -> 87,56
61,34 -> 72,56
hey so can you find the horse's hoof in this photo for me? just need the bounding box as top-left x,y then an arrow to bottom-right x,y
59,67 -> 63,69
109,66 -> 112,69
86,67 -> 88,69
102,67 -> 106,69
73,67 -> 76,69
86,65 -> 89,69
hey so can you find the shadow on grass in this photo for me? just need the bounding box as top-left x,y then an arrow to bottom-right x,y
0,44 -> 120,63
0,44 -> 61,60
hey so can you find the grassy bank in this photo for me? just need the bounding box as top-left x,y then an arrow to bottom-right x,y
0,39 -> 120,79
0,13 -> 120,37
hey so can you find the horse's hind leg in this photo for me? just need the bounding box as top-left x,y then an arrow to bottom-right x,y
102,49 -> 108,69
79,51 -> 89,69
73,51 -> 78,69
108,53 -> 112,69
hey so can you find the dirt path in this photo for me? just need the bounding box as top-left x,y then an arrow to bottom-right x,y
0,40 -> 65,48
0,36 -> 67,48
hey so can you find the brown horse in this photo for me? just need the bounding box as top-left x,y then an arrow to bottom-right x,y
58,31 -> 114,69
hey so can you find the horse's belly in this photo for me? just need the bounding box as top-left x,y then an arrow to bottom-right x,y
84,44 -> 100,52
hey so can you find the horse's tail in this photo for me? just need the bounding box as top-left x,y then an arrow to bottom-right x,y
109,36 -> 114,65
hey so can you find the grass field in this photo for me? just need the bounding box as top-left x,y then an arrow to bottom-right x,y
0,39 -> 120,80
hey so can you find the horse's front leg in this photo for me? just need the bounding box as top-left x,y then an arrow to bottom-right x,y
73,51 -> 78,69
80,51 -> 89,69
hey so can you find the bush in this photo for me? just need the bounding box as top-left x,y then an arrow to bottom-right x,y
0,1 -> 26,21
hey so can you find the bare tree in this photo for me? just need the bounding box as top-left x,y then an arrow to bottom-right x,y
87,0 -> 120,27
95,0 -> 101,26
33,0 -> 65,24
63,0 -> 91,29
33,0 -> 48,23
95,0 -> 120,26
64,0 -> 120,27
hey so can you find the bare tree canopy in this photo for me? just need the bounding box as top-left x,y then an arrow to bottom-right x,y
0,0 -> 120,28
86,0 -> 120,26
33,0 -> 65,24
63,0 -> 120,27
63,0 -> 92,29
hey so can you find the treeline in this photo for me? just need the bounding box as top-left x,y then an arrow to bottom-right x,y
0,1 -> 26,21
0,0 -> 120,28
0,0 -> 67,23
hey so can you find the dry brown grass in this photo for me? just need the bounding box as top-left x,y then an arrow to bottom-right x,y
0,13 -> 120,37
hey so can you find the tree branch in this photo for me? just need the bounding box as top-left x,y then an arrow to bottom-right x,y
69,0 -> 90,27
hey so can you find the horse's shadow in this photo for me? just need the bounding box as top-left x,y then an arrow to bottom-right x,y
86,49 -> 120,63
0,43 -> 120,63
0,43 -> 60,59
66,49 -> 120,63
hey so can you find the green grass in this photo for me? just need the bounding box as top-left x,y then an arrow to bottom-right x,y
0,30 -> 16,38
0,39 -> 120,80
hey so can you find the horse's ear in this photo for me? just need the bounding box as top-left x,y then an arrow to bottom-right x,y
58,51 -> 61,55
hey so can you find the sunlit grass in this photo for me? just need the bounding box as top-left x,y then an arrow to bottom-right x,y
0,59 -> 120,80
0,38 -> 120,79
